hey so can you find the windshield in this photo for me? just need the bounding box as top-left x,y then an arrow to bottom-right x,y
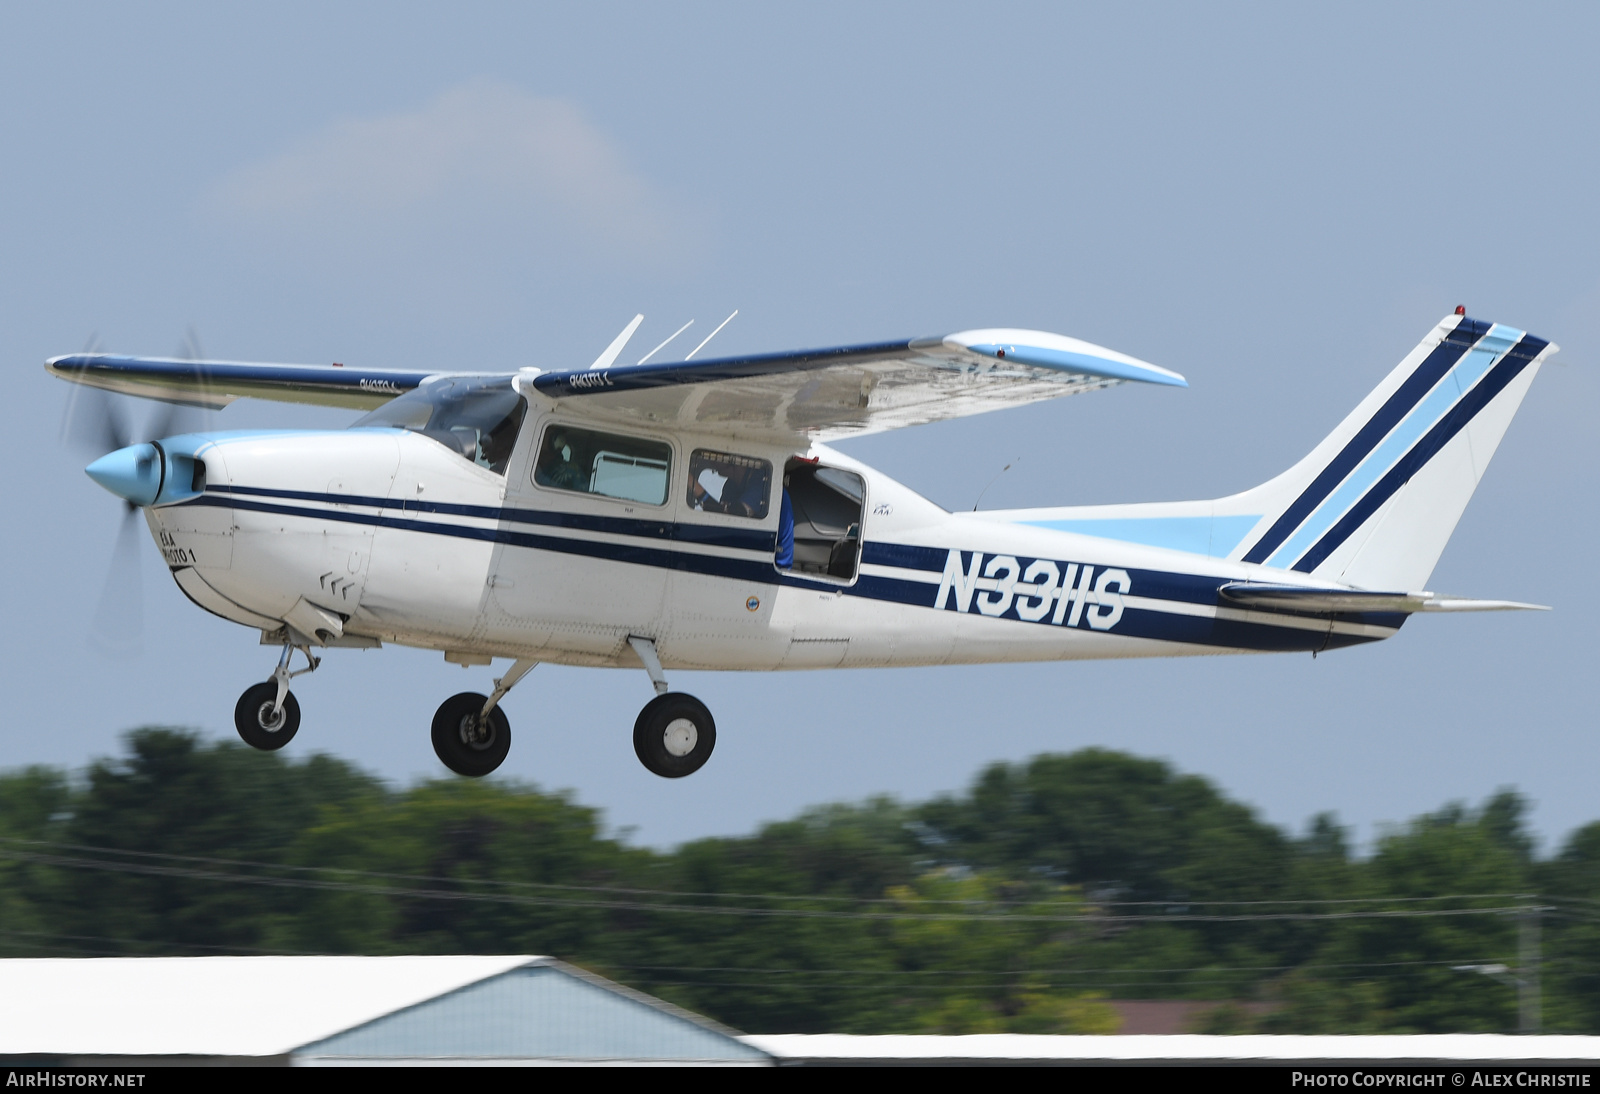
351,378 -> 527,474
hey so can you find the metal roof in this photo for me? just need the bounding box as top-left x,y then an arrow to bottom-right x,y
0,955 -> 766,1064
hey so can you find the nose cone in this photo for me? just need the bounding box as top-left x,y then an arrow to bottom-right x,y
85,443 -> 163,506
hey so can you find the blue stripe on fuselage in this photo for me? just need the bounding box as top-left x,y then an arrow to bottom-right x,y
186,488 -> 1401,653
209,484 -> 775,553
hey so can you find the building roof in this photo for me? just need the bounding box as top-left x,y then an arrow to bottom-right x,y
0,955 -> 767,1063
745,1034 -> 1600,1065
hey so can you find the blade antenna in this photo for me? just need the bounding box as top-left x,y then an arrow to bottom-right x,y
636,319 -> 694,365
685,310 -> 738,360
589,314 -> 645,370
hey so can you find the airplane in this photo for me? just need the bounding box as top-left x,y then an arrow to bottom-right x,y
47,308 -> 1555,779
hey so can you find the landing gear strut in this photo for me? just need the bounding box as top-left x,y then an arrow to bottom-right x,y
627,637 -> 716,778
234,640 -> 319,751
431,658 -> 535,777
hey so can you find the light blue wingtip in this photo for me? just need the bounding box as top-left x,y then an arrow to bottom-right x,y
968,343 -> 1187,387
85,444 -> 162,507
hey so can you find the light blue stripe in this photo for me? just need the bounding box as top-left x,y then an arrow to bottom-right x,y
966,344 -> 1188,387
1023,515 -> 1262,557
1266,323 -> 1524,569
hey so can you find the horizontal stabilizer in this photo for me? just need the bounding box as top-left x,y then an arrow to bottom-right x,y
1218,583 -> 1548,615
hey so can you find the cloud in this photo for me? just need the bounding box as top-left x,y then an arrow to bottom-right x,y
208,81 -> 695,268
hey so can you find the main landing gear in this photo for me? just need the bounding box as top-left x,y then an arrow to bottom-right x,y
627,637 -> 716,779
423,643 -> 715,780
430,658 -> 536,777
234,640 -> 319,751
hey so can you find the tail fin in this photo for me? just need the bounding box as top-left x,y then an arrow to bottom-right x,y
1228,313 -> 1555,590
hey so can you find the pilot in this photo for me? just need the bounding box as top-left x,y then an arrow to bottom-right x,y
536,432 -> 583,491
690,467 -> 729,512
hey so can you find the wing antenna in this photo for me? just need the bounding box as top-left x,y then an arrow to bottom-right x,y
685,310 -> 738,360
636,319 -> 694,365
589,313 -> 645,370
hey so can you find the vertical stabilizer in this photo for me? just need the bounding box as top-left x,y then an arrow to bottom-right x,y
1228,313 -> 1555,590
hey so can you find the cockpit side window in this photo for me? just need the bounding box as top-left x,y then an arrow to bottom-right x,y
534,424 -> 672,505
350,379 -> 528,475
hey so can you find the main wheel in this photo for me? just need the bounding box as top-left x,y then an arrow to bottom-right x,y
633,693 -> 716,778
234,681 -> 301,751
431,692 -> 511,777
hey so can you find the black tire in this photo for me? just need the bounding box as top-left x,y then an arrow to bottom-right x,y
431,692 -> 511,777
633,693 -> 716,778
234,681 -> 301,751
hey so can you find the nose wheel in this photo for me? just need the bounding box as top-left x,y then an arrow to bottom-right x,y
234,681 -> 301,750
234,639 -> 316,751
633,693 -> 716,778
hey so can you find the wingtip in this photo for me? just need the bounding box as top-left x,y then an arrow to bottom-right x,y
945,328 -> 1187,389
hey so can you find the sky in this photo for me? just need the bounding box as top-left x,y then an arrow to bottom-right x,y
3,2 -> 1597,852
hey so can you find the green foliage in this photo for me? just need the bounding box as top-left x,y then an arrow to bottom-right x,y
0,728 -> 1593,1034
1541,822 -> 1600,1032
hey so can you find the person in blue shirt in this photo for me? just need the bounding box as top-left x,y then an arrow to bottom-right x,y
775,476 -> 794,569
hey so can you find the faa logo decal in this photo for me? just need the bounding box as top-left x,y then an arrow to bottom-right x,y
933,550 -> 1130,631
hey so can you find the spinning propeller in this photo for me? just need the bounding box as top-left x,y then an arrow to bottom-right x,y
61,332 -> 210,657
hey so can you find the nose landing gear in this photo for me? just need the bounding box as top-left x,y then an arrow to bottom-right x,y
234,640 -> 318,751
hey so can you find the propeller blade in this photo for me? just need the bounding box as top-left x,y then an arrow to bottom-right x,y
89,506 -> 145,659
61,383 -> 130,458
145,325 -> 211,439
144,397 -> 204,442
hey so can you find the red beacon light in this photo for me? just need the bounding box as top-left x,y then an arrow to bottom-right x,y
1455,306 -> 1466,316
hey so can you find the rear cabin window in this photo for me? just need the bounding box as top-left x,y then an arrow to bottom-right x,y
533,425 -> 671,505
686,449 -> 772,519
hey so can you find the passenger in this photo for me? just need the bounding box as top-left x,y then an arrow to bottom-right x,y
775,477 -> 794,569
691,467 -> 729,512
536,432 -> 584,491
727,471 -> 766,518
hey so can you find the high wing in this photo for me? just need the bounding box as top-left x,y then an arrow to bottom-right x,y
46,328 -> 1183,437
531,328 -> 1185,442
44,354 -> 442,410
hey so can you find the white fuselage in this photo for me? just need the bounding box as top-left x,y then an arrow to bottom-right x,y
148,406 -> 1401,672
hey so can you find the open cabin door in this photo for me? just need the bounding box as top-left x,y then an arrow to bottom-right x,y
781,459 -> 865,583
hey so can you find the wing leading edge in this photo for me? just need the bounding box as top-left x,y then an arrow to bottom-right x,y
530,328 -> 1185,441
45,354 -> 441,411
